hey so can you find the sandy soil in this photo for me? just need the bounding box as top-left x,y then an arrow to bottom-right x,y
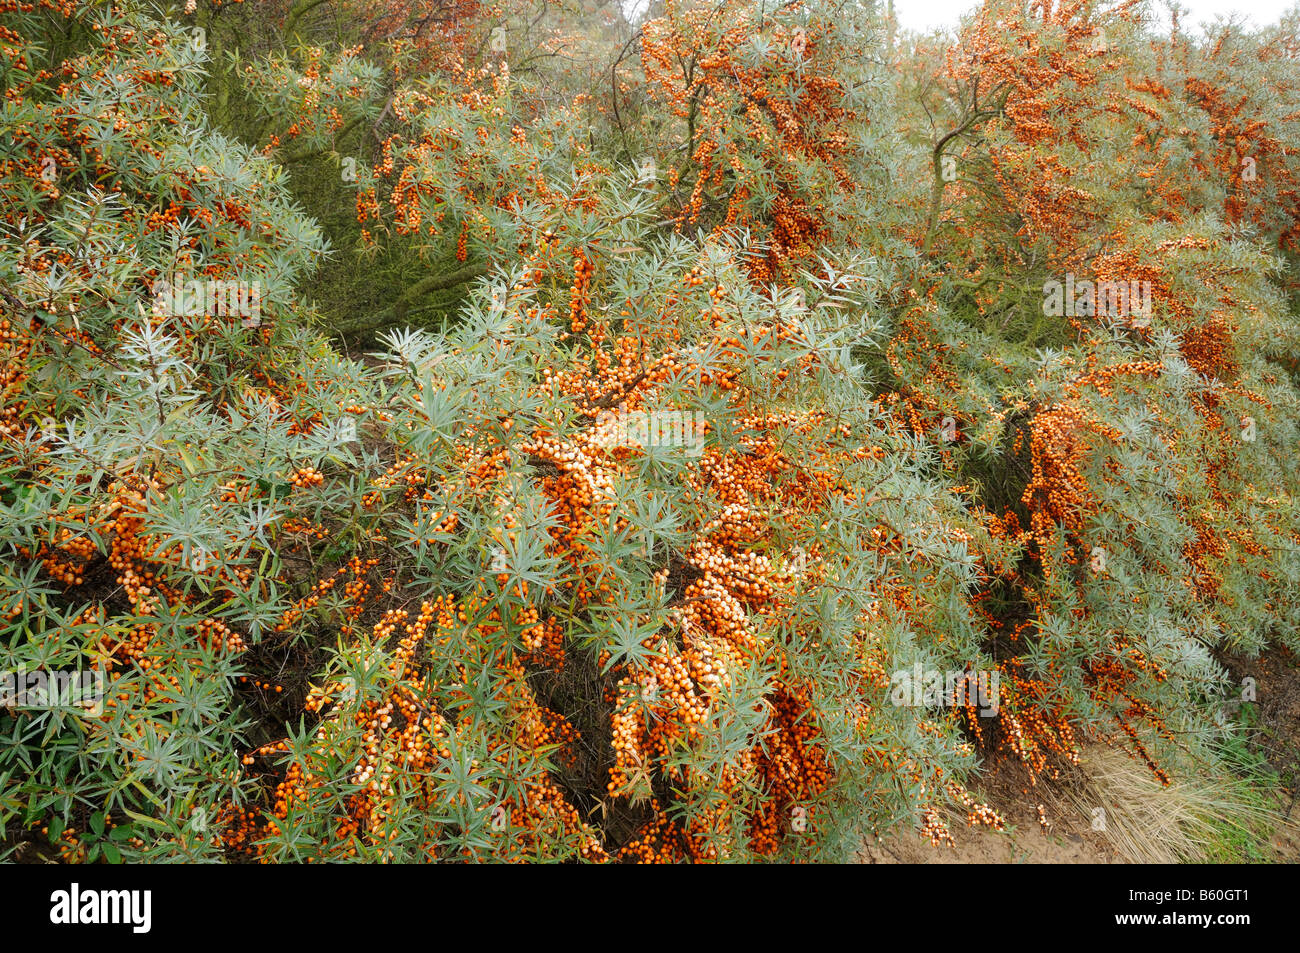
859,758 -> 1120,864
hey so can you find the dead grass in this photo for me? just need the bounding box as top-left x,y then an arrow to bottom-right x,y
1058,745 -> 1293,863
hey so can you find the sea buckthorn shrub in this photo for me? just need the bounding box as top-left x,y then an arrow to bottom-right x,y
229,0 -> 645,335
0,2 -> 338,860
2,0 -> 1005,862
637,0 -> 901,285
236,44 -> 386,160
221,204 -> 1007,862
1167,15 -> 1300,253
886,0 -> 1300,782
3,0 -> 1300,864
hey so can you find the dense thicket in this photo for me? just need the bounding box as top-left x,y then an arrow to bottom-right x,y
1,0 -> 1297,862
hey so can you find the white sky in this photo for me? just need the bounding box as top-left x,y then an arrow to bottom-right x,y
894,0 -> 1297,34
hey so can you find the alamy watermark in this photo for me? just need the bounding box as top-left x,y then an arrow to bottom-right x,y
889,664 -> 1000,717
1,665 -> 107,716
151,274 -> 263,327
592,405 -> 706,456
50,883 -> 151,933
1043,274 -> 1152,327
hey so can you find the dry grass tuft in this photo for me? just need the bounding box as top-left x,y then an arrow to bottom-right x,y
1061,745 -> 1292,863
